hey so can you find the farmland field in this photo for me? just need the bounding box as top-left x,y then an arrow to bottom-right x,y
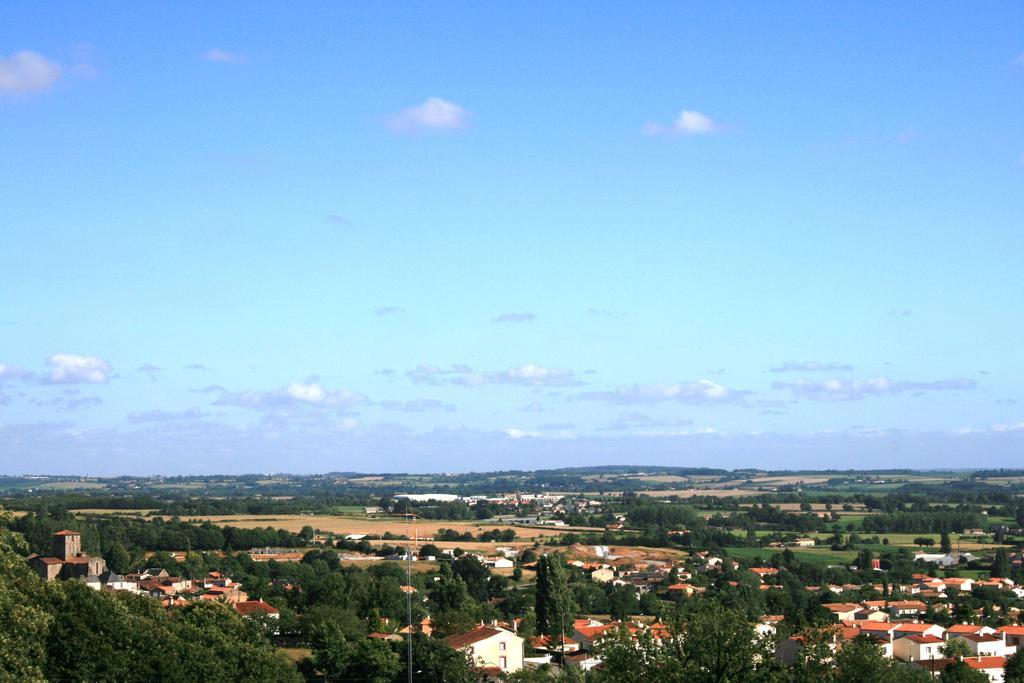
151,514 -> 573,539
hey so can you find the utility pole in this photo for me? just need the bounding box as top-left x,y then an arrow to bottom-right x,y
406,512 -> 414,683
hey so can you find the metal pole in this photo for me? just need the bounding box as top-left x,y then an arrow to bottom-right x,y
407,512 -> 414,683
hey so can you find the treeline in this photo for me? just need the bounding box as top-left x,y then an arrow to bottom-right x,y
861,510 -> 984,534
434,527 -> 518,542
12,511 -> 306,568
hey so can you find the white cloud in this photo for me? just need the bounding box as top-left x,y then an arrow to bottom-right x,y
285,381 -> 327,402
504,427 -> 541,439
578,379 -> 745,405
773,376 -> 976,401
203,49 -> 247,64
215,382 -> 366,411
643,108 -> 722,136
386,97 -> 469,133
46,354 -> 113,384
0,50 -> 61,94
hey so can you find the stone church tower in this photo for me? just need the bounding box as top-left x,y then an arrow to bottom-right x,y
52,530 -> 82,559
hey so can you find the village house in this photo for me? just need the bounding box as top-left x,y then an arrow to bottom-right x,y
913,656 -> 1008,681
822,603 -> 863,622
996,625 -> 1024,651
888,600 -> 928,619
233,599 -> 280,620
443,625 -> 524,675
893,634 -> 944,662
951,633 -> 1015,658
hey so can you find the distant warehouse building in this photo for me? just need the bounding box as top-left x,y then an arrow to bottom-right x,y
394,494 -> 461,503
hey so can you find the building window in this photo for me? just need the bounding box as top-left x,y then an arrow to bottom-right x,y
499,642 -> 506,651
500,656 -> 507,669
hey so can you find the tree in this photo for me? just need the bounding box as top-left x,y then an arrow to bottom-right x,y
105,542 -> 132,574
832,636 -> 931,682
941,637 -> 972,659
991,548 -> 1011,578
1005,651 -> 1024,683
431,561 -> 471,613
854,549 -> 874,572
940,532 -> 952,554
938,660 -> 989,683
608,584 -> 638,621
403,634 -> 476,683
597,600 -> 776,682
535,553 -> 575,639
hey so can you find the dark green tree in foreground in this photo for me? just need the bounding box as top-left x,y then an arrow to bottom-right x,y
1005,651 -> 1024,683
938,659 -> 990,683
991,547 -> 1011,578
596,600 -> 777,683
535,553 -> 575,640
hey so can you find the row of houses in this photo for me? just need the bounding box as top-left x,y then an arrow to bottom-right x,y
780,620 -> 1024,681
25,530 -> 279,620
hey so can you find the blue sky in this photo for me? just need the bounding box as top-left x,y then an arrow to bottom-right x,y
2,3 -> 1023,474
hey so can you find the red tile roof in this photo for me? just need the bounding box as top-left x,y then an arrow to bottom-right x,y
443,626 -> 503,649
233,600 -> 279,616
53,530 -> 80,536
963,656 -> 1007,670
997,625 -> 1024,636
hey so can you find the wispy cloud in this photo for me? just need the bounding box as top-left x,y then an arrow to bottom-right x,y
214,381 -> 367,411
136,363 -> 163,380
643,109 -> 723,136
578,379 -> 746,405
493,312 -> 536,323
887,309 -> 913,317
324,214 -> 349,226
386,97 -> 469,133
203,48 -> 248,65
45,354 -> 112,384
378,399 -> 455,413
0,50 -> 61,94
184,363 -> 212,371
374,306 -> 405,316
128,408 -> 209,424
30,393 -> 103,412
599,411 -> 694,432
0,363 -> 33,385
773,376 -> 977,401
770,361 -> 854,373
407,363 -> 582,388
